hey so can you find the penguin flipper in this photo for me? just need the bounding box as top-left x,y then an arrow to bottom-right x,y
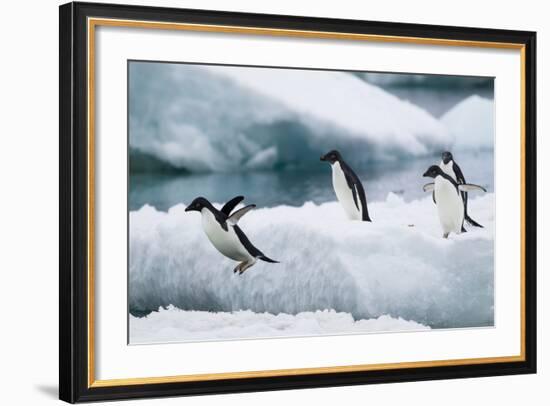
228,204 -> 256,225
258,255 -> 279,264
423,183 -> 435,192
233,225 -> 278,265
221,195 -> 244,216
343,169 -> 370,221
351,183 -> 359,211
458,184 -> 487,193
350,182 -> 371,221
452,161 -> 466,185
465,215 -> 484,228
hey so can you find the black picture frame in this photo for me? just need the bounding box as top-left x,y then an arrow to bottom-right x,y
59,1 -> 537,403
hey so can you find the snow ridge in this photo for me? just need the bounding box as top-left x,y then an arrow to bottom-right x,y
130,193 -> 494,329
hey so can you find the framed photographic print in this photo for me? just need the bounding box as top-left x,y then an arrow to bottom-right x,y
59,1 -> 537,403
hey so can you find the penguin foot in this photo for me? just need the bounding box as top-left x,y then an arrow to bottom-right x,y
443,232 -> 450,239
237,261 -> 256,275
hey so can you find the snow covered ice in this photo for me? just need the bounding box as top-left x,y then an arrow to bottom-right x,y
129,193 -> 494,343
130,307 -> 429,344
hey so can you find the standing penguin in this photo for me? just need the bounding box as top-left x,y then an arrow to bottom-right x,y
185,196 -> 278,274
320,150 -> 371,221
440,151 -> 484,229
423,165 -> 486,238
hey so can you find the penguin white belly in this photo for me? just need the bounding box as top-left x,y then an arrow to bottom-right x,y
440,161 -> 457,181
434,177 -> 464,235
331,162 -> 361,220
201,210 -> 252,262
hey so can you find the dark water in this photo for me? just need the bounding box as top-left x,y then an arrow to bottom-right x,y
130,150 -> 493,211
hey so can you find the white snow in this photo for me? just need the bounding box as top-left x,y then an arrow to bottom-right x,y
130,193 -> 495,338
442,95 -> 494,150
130,306 -> 429,344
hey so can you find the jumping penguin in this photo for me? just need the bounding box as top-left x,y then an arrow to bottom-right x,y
185,196 -> 278,274
320,150 -> 371,221
440,151 -> 484,229
423,165 -> 486,238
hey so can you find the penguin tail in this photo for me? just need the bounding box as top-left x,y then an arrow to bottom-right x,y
465,215 -> 484,228
258,255 -> 279,264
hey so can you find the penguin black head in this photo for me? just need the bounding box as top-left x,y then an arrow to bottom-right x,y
185,197 -> 210,212
423,165 -> 443,178
320,150 -> 342,164
442,151 -> 454,165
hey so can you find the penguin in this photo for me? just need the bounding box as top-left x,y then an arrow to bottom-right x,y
320,150 -> 371,221
185,196 -> 278,274
439,151 -> 484,229
422,165 -> 486,238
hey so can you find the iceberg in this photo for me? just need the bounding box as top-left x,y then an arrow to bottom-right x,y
129,63 -> 452,173
441,95 -> 494,151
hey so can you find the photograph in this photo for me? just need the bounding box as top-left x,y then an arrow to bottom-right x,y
128,61 -> 495,344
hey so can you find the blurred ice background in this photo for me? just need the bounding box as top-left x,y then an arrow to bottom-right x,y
129,62 -> 494,211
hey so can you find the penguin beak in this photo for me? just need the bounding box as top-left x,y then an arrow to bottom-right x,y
422,170 -> 430,177
320,155 -> 326,161
185,206 -> 195,212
